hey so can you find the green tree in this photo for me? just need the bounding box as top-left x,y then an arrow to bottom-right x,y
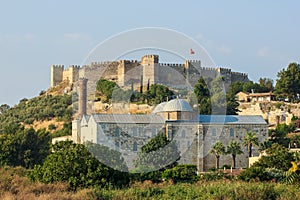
162,164 -> 197,183
210,77 -> 227,114
243,131 -> 259,157
85,142 -> 128,173
226,93 -> 240,115
0,128 -> 51,168
0,104 -> 10,114
96,78 -> 118,102
259,78 -> 274,92
194,77 -> 211,114
210,141 -> 226,169
134,133 -> 180,173
30,141 -> 129,190
275,62 -> 300,101
252,143 -> 293,171
194,77 -> 239,115
226,141 -> 243,168
145,84 -> 174,105
227,82 -> 244,97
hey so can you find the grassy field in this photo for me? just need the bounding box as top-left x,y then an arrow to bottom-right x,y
0,167 -> 299,200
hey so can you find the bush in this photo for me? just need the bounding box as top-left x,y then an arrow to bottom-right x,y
162,165 -> 198,183
48,124 -> 56,130
238,167 -> 272,182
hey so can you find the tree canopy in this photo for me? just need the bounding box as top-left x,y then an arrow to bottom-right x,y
144,84 -> 174,105
210,141 -> 226,169
96,78 -> 118,102
243,131 -> 259,157
134,133 -> 180,172
194,77 -> 239,115
0,127 -> 51,168
30,141 -> 129,190
252,143 -> 293,171
275,62 -> 300,101
226,140 -> 243,168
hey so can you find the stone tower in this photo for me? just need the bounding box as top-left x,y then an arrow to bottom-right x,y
141,55 -> 159,86
50,65 -> 64,87
78,78 -> 88,118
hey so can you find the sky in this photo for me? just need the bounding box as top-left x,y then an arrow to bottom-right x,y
0,0 -> 299,106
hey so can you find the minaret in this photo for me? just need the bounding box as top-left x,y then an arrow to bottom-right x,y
78,78 -> 88,118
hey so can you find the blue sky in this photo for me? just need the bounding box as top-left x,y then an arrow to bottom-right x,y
0,0 -> 299,105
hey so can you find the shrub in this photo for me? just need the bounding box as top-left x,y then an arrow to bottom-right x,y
238,167 -> 272,182
48,124 -> 56,130
162,165 -> 197,183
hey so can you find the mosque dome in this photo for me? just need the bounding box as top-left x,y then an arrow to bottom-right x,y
152,102 -> 167,113
163,99 -> 193,112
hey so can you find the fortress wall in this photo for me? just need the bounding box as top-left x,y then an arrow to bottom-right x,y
156,65 -> 188,89
79,62 -> 119,99
51,65 -> 64,87
124,63 -> 142,86
118,60 -> 140,86
51,55 -> 250,97
231,71 -> 249,82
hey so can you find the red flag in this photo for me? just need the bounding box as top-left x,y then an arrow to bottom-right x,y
190,48 -> 195,54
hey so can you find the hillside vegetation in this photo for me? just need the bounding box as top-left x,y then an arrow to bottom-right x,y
0,94 -> 72,137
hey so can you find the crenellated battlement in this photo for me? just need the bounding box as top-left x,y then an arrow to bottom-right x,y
90,61 -> 115,66
67,65 -> 80,70
187,60 -> 201,63
160,63 -> 185,67
51,65 -> 65,69
50,54 -> 249,91
119,60 -> 139,64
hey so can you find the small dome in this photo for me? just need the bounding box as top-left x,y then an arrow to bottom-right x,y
163,99 -> 193,112
152,102 -> 167,113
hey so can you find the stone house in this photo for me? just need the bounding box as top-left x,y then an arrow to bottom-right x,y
248,92 -> 275,102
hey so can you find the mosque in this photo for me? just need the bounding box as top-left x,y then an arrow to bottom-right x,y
72,79 -> 268,172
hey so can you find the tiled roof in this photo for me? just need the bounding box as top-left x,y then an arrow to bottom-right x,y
91,114 -> 165,124
247,92 -> 273,97
87,114 -> 267,125
199,115 -> 267,125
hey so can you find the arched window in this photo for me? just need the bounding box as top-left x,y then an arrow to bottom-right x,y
230,128 -> 234,137
181,130 -> 186,138
212,128 -> 217,137
132,128 -> 138,137
133,141 -> 138,152
115,128 -> 120,137
187,141 -> 191,148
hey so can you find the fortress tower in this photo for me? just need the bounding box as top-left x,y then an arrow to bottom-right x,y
50,65 -> 64,87
50,65 -> 80,87
141,55 -> 159,86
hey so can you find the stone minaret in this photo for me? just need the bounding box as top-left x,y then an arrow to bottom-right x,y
78,78 -> 88,118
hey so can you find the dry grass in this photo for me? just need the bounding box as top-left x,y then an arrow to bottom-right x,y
23,118 -> 65,133
0,166 -> 299,200
0,167 -> 96,200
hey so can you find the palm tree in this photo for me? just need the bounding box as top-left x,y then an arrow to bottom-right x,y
226,141 -> 243,169
210,141 -> 226,169
243,131 -> 259,157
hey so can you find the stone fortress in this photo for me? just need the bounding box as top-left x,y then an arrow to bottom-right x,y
47,55 -> 269,172
51,54 -> 249,99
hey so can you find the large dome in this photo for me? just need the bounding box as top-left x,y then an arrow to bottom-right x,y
152,102 -> 167,113
163,99 -> 193,112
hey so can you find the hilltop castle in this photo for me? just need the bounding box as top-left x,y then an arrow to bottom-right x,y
51,55 -> 249,98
